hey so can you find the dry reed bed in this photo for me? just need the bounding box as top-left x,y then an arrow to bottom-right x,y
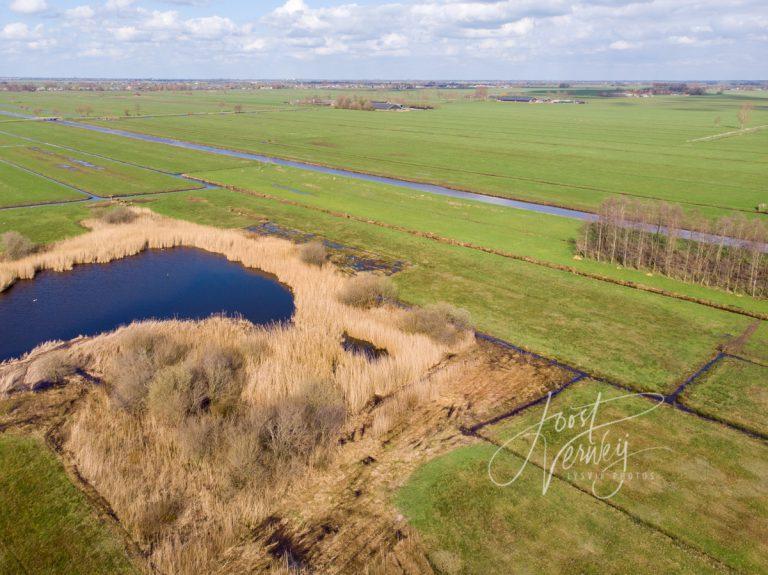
0,210 -> 472,573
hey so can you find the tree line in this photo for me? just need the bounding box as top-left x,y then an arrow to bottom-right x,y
577,197 -> 767,298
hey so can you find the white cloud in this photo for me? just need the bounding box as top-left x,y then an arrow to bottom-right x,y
242,38 -> 267,52
112,25 -> 140,41
145,10 -> 179,30
1,22 -> 39,40
2,0 -> 767,78
104,0 -> 134,10
184,15 -> 238,39
609,40 -> 638,50
669,35 -> 696,45
9,0 -> 47,14
65,5 -> 95,19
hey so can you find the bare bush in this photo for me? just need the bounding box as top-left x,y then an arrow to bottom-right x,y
147,363 -> 206,425
400,303 -> 473,345
99,206 -> 137,224
1,231 -> 36,261
26,350 -> 77,389
134,492 -> 185,543
338,274 -> 397,308
298,240 -> 327,267
177,415 -> 221,460
108,329 -> 189,412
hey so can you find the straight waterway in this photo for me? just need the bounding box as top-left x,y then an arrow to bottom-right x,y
1,110 -> 764,251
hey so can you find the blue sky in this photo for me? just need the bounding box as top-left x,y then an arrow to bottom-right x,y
1,0 -> 766,79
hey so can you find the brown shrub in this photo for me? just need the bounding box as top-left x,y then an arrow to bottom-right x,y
147,363 -> 206,425
1,231 -> 36,261
108,328 -> 189,412
400,303 -> 473,345
338,274 -> 397,308
26,350 -> 77,389
260,380 -> 346,466
99,206 -> 138,224
298,240 -> 327,267
134,492 -> 185,542
177,415 -> 221,460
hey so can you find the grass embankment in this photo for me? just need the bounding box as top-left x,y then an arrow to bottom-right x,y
0,203 -> 90,244
480,380 -> 768,573
396,444 -> 726,574
680,357 -> 768,436
741,322 -> 768,364
0,433 -> 137,574
0,121 -> 256,173
186,162 -> 768,317
85,94 -> 768,219
0,143 -> 200,197
143,188 -> 752,394
0,160 -> 85,207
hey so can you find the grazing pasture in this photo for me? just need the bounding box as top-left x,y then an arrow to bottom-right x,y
680,357 -> 768,436
396,444 -> 725,575
0,120 -> 256,173
460,380 -> 768,573
82,93 -> 768,219
187,162 -> 768,316
0,143 -> 201,197
0,160 -> 85,207
0,433 -> 137,574
0,203 -> 90,244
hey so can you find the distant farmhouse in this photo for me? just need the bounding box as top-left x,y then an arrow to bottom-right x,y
370,101 -> 406,111
492,95 -> 586,104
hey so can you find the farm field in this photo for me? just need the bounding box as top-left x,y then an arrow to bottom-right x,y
0,88 -> 465,119
0,202 -> 91,244
680,356 -> 768,436
741,322 -> 768,364
0,87 -> 766,575
0,433 -> 136,574
396,444 -> 725,574
0,160 -> 85,207
0,121 -> 257,173
421,379 -> 768,573
75,93 -> 768,219
0,142 -> 202,198
187,162 -> 768,317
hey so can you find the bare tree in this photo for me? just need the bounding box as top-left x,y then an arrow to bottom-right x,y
578,197 -> 767,297
738,102 -> 754,129
474,86 -> 489,100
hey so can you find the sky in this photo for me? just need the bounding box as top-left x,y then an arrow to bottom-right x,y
1,0 -> 766,80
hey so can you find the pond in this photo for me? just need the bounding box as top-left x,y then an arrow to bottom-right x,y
0,247 -> 295,362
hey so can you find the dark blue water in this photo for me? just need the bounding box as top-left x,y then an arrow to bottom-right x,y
0,247 -> 294,362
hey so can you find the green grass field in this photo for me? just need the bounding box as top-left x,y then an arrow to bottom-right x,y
480,380 -> 768,573
0,121 -> 256,174
0,434 -> 136,574
74,93 -> 768,219
396,444 -> 726,574
742,322 -> 768,364
187,162 -> 768,316
0,202 -> 91,245
680,357 -> 768,436
0,160 -> 85,208
0,143 -> 201,197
